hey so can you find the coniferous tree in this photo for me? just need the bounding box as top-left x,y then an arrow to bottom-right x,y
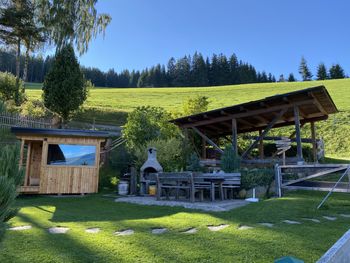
42,45 -> 87,124
166,57 -> 176,86
191,52 -> 208,86
299,56 -> 312,81
228,54 -> 239,84
316,63 -> 328,80
288,73 -> 296,82
329,64 -> 345,79
278,74 -> 285,82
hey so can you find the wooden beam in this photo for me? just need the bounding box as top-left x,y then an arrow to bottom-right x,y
181,99 -> 315,128
282,166 -> 347,187
309,92 -> 328,115
202,138 -> 207,159
242,109 -> 287,158
191,127 -> 224,154
311,122 -> 317,163
258,130 -> 264,159
232,119 -> 237,155
294,106 -> 303,163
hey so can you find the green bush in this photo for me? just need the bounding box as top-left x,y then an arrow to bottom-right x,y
0,72 -> 25,104
186,153 -> 203,172
20,100 -> 51,118
99,167 -> 119,191
240,168 -> 275,197
133,137 -> 188,172
221,145 -> 241,172
123,106 -> 180,149
0,144 -> 24,241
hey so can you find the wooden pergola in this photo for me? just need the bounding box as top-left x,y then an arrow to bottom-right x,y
171,86 -> 338,164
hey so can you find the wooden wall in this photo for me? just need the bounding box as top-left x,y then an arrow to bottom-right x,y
19,135 -> 104,194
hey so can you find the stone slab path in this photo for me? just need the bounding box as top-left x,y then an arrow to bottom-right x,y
340,214 -> 350,218
238,225 -> 254,230
8,225 -> 32,231
151,228 -> 167,234
283,220 -> 301,225
208,224 -> 229,231
85,228 -> 100,234
182,228 -> 197,234
259,223 -> 274,228
303,218 -> 321,223
114,229 -> 134,236
49,227 -> 70,234
323,216 -> 337,221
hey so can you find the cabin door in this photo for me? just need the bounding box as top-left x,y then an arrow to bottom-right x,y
29,142 -> 42,186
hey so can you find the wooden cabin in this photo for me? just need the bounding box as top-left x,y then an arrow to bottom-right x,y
11,127 -> 109,195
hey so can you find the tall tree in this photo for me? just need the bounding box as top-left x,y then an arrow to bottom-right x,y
298,56 -> 312,81
316,63 -> 328,80
38,0 -> 111,55
42,45 -> 87,124
329,64 -> 345,79
191,52 -> 208,86
288,73 -> 296,82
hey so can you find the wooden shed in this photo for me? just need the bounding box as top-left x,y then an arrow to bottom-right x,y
11,127 -> 109,195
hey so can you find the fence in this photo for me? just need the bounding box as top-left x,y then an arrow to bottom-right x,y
0,111 -> 52,129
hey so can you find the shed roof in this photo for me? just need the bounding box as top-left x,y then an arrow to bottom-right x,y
171,86 -> 338,137
11,127 -> 110,138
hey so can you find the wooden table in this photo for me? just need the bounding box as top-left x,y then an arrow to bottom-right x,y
194,175 -> 225,201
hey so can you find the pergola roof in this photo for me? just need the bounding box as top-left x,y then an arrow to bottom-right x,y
171,86 -> 338,137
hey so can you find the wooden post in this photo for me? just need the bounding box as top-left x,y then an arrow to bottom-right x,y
191,127 -> 224,154
274,164 -> 282,197
294,106 -> 303,163
258,130 -> 264,159
232,118 -> 237,156
19,139 -> 25,166
311,122 -> 317,163
130,166 -> 137,195
24,142 -> 32,186
202,138 -> 207,159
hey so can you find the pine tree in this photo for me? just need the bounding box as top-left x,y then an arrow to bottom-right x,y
278,74 -> 285,82
42,45 -> 87,124
299,56 -> 312,81
316,63 -> 328,80
0,144 -> 24,241
288,73 -> 296,82
191,52 -> 208,86
329,64 -> 345,79
166,57 -> 176,86
228,54 -> 239,84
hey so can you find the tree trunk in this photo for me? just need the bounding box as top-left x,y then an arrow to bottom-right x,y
15,37 -> 21,106
23,46 -> 30,84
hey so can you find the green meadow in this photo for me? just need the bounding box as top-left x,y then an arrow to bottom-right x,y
25,79 -> 350,159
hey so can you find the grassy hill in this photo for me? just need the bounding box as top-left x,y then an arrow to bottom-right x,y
25,79 -> 350,158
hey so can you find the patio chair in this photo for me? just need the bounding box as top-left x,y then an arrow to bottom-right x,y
221,173 -> 241,199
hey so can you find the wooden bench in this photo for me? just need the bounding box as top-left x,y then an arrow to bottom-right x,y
156,172 -> 195,202
221,173 -> 241,199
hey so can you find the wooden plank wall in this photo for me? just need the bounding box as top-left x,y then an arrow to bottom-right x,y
18,135 -> 104,194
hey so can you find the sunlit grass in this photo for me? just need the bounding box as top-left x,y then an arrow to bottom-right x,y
1,191 -> 350,262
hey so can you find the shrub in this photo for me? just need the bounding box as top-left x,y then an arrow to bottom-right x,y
123,106 -> 180,149
221,145 -> 241,172
0,144 -> 24,241
20,100 -> 51,118
0,72 -> 25,104
183,95 -> 209,115
133,138 -> 187,172
240,167 -> 275,197
187,153 -> 203,172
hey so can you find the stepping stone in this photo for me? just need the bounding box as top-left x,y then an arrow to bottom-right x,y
302,218 -> 321,223
182,228 -> 197,234
208,224 -> 229,231
48,227 -> 70,234
114,229 -> 134,236
151,228 -> 167,234
323,216 -> 337,221
8,225 -> 32,231
238,225 -> 253,230
259,223 -> 274,228
340,214 -> 350,218
283,220 -> 301,225
85,227 -> 100,234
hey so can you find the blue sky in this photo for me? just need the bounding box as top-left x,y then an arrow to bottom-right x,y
79,0 -> 350,79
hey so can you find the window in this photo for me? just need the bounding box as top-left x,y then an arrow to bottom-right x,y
47,144 -> 96,166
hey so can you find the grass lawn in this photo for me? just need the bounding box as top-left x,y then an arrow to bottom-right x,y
24,79 -> 350,159
1,191 -> 350,263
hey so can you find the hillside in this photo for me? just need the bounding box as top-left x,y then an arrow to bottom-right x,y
25,79 -> 350,158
